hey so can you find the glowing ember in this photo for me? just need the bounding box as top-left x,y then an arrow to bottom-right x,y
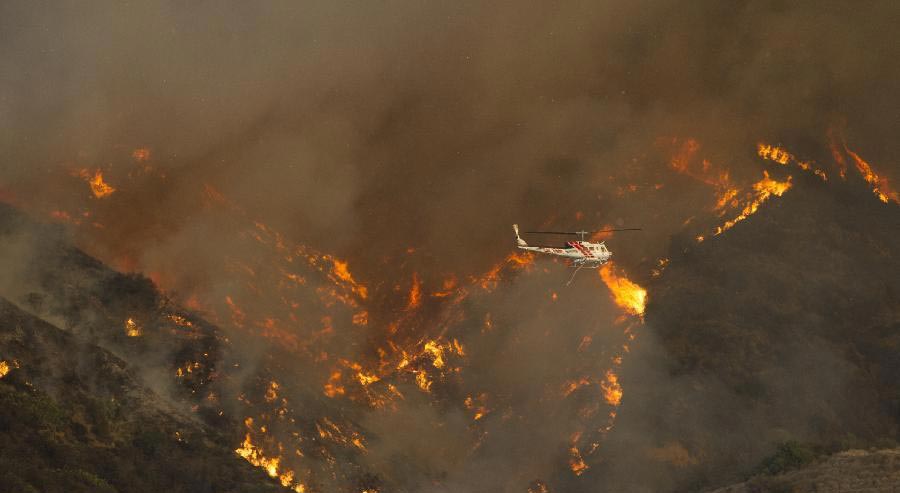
599,264 -> 647,317
844,146 -> 899,204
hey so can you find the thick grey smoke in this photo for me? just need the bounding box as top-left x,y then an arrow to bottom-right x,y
1,1 -> 899,492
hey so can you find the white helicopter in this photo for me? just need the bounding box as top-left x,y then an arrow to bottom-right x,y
513,224 -> 641,284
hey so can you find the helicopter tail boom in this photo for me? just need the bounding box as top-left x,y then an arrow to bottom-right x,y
512,224 -> 528,247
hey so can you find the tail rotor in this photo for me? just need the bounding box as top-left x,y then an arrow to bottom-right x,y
513,224 -> 528,247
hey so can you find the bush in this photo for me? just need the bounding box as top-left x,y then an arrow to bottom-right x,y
757,441 -> 818,475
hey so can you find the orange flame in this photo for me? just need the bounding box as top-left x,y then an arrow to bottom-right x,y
757,143 -> 826,181
568,434 -> 589,476
844,147 -> 898,204
601,369 -> 623,406
78,169 -> 116,198
714,171 -> 792,235
235,418 -> 306,491
406,274 -> 422,310
124,317 -> 142,337
599,264 -> 647,318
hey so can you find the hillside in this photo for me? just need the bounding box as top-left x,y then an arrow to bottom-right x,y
0,298 -> 277,493
712,448 -> 900,493
595,176 -> 900,491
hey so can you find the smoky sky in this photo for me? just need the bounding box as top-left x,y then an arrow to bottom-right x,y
1,1 -> 900,492
2,0 -> 898,277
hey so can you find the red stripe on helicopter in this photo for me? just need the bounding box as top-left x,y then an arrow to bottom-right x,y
569,241 -> 593,258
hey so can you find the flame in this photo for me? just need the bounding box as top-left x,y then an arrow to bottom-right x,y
0,360 -> 9,378
464,393 -> 490,421
331,259 -> 368,299
599,264 -> 647,318
406,274 -> 422,310
423,340 -> 445,368
757,143 -> 826,181
78,169 -> 116,198
323,370 -> 346,397
600,369 -> 623,406
528,480 -> 550,493
826,127 -> 897,202
568,435 -> 589,476
415,371 -> 432,392
714,171 -> 792,235
844,146 -> 898,204
264,381 -> 280,402
476,251 -> 534,291
235,418 -> 306,491
124,317 -> 142,337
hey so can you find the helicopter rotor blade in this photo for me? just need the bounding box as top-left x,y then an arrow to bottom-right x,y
523,228 -> 642,235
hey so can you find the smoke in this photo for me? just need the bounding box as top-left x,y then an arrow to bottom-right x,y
1,1 -> 899,492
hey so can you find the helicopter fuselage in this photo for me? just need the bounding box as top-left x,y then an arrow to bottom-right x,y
517,240 -> 611,267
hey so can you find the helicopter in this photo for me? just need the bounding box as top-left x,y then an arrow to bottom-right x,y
512,224 -> 641,285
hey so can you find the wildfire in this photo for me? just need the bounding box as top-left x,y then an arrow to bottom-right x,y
264,381 -> 280,402
714,171 -> 792,235
323,370 -> 346,397
124,317 -> 142,337
330,259 -> 368,299
0,360 -> 9,378
757,143 -> 826,181
826,130 -> 897,203
600,369 -> 623,406
235,418 -> 306,491
844,147 -> 898,204
406,274 -> 422,310
476,251 -> 534,291
599,264 -> 647,318
568,436 -> 589,476
464,393 -> 490,421
78,169 -> 116,198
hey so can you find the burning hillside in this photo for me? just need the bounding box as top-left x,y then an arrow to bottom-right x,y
2,2 -> 900,492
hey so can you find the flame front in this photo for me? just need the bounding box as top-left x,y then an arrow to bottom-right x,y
844,147 -> 898,204
714,171 -> 792,236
